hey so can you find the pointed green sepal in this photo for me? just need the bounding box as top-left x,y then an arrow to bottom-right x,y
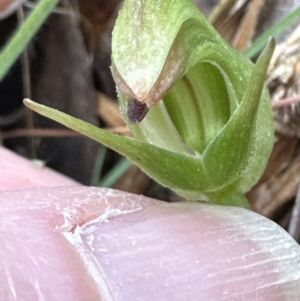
24,0 -> 275,208
202,39 -> 276,191
22,99 -> 210,195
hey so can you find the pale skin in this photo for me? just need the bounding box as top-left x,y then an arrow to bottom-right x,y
0,0 -> 24,18
1,145 -> 300,300
0,0 -> 13,11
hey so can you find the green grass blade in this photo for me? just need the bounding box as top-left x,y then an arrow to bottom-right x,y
99,157 -> 132,188
0,0 -> 59,81
243,6 -> 300,58
90,146 -> 108,186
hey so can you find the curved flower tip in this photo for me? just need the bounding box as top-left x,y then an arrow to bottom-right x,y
110,0 -> 275,205
111,0 -> 200,110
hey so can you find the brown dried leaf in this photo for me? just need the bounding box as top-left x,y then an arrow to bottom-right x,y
233,0 -> 266,51
97,93 -> 125,127
209,0 -> 250,43
247,135 -> 300,218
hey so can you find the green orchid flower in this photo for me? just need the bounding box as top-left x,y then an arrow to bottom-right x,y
25,0 -> 275,208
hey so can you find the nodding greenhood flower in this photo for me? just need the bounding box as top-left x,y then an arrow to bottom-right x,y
25,0 -> 275,208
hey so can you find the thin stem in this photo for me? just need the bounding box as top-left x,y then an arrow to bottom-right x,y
1,128 -> 80,139
272,94 -> 300,108
90,146 -> 108,186
99,158 -> 132,188
17,5 -> 36,157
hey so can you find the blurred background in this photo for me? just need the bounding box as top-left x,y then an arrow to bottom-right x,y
0,0 -> 300,241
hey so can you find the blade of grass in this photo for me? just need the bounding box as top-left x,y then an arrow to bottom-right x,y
0,0 -> 59,81
99,157 -> 132,188
243,6 -> 300,58
90,146 -> 108,186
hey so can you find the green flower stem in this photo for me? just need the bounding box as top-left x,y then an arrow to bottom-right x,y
0,0 -> 59,81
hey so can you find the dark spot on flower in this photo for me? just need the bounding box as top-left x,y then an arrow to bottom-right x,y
127,98 -> 149,123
